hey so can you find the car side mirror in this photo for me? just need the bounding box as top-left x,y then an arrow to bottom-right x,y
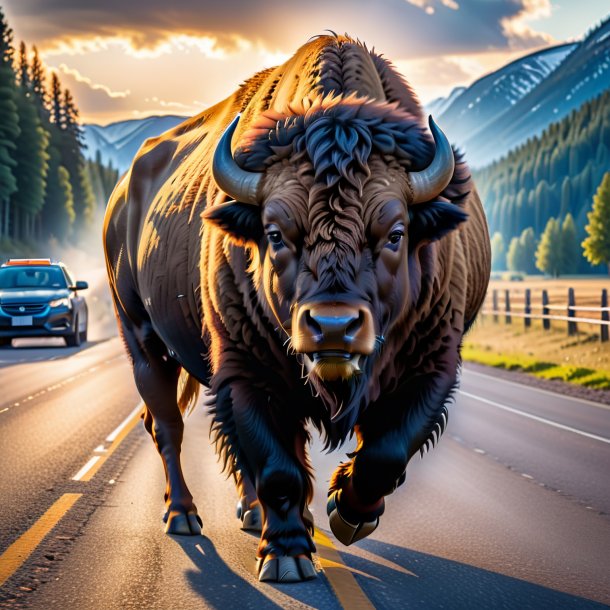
70,280 -> 88,291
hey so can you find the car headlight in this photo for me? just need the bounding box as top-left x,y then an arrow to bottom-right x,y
49,297 -> 71,308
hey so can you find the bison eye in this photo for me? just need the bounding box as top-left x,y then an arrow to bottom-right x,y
266,230 -> 285,250
386,227 -> 405,251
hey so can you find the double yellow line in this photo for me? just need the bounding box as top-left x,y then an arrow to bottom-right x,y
0,406 -> 143,588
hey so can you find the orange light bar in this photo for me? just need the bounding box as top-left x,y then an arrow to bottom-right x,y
3,258 -> 52,266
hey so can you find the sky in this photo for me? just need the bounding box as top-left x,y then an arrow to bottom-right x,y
2,0 -> 608,125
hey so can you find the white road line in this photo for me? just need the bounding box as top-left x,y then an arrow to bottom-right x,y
459,390 -> 610,445
462,368 -> 610,411
72,456 -> 101,481
105,401 -> 144,443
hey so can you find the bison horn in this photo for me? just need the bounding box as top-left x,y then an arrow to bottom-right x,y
213,114 -> 262,204
408,116 -> 455,204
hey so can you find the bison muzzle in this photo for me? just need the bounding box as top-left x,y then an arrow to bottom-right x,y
103,33 -> 490,583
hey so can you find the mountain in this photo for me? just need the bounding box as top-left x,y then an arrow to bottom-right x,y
426,86 -> 466,117
83,115 -> 187,173
439,16 -> 610,167
84,16 -> 610,173
431,42 -> 576,163
474,89 -> 610,273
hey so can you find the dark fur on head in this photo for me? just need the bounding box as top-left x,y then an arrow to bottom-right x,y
223,95 -> 472,446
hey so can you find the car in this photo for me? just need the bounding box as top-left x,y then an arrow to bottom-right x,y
0,258 -> 89,348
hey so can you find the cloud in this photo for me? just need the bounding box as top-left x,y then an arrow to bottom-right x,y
57,64 -> 130,98
6,0 -> 557,60
46,66 -> 133,120
3,0 -> 561,123
500,0 -> 554,49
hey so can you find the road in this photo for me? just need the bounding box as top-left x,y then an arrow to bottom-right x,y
0,337 -> 609,609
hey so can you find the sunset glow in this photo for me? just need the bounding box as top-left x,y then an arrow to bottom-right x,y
3,0 -> 607,124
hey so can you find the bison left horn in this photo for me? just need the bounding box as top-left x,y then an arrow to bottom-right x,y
408,116 -> 455,204
213,114 -> 262,204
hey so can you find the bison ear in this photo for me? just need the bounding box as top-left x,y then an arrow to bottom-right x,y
408,200 -> 468,248
203,200 -> 263,245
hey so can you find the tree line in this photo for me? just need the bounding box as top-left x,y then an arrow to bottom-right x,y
475,89 -> 610,275
0,7 -> 118,246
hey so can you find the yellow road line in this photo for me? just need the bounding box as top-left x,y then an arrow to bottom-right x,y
0,493 -> 82,587
314,528 -> 375,609
78,406 -> 143,481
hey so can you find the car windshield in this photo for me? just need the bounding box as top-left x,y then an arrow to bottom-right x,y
0,266 -> 68,289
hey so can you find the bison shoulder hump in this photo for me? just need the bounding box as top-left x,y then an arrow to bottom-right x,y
130,137 -> 179,182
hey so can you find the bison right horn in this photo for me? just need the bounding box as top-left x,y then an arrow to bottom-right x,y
213,114 -> 262,204
408,116 -> 455,204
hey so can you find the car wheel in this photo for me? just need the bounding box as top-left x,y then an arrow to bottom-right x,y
65,315 -> 81,347
0,338 -> 12,347
79,323 -> 88,344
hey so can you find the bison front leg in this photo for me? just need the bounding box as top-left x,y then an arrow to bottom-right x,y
327,373 -> 456,546
327,427 -> 407,546
224,382 -> 316,583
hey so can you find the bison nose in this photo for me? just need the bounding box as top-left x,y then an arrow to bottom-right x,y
293,303 -> 376,354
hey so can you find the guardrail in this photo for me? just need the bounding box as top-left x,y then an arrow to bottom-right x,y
481,287 -> 610,342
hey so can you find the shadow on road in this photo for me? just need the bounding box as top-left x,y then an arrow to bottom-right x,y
169,535 -> 290,609
332,536 -> 609,609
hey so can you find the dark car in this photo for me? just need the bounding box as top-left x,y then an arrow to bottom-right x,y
0,259 -> 88,347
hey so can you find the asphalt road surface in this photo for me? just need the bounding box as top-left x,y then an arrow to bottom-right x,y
1,337 -> 609,609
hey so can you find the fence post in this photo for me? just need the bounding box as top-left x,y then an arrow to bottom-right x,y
492,289 -> 498,323
567,287 -> 577,336
524,288 -> 531,328
602,288 -> 609,343
542,289 -> 550,330
505,289 -> 511,324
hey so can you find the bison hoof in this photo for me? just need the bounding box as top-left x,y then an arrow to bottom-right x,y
236,499 -> 262,532
327,491 -> 378,546
164,509 -> 202,535
257,555 -> 317,583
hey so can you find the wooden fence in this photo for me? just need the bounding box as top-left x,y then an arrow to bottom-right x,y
481,287 -> 610,342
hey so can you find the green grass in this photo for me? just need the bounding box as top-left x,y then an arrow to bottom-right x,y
462,343 -> 610,390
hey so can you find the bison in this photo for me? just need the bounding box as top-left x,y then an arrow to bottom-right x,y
103,33 -> 490,583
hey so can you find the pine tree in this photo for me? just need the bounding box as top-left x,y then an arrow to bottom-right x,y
59,86 -> 95,231
560,213 -> 579,275
582,172 -> 610,275
11,41 -> 50,240
42,146 -> 74,241
506,236 -> 524,273
536,218 -> 562,277
30,46 -> 49,121
490,232 -> 505,272
0,8 -> 20,238
474,90 -> 610,273
519,227 -> 538,275
49,71 -> 62,126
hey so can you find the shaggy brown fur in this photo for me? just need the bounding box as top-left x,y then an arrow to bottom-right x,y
103,33 -> 490,572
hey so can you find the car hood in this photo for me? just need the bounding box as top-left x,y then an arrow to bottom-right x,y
0,289 -> 70,304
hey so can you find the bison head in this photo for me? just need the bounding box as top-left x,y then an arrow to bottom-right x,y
204,101 -> 467,431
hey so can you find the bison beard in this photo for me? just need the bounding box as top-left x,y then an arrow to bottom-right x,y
103,33 -> 490,584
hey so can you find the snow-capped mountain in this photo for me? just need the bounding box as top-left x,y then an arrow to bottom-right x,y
83,16 -> 610,173
83,115 -> 187,173
431,42 -> 576,159
439,19 -> 610,167
426,86 -> 466,117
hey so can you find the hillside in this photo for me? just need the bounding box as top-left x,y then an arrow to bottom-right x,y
433,42 -> 575,159
452,16 -> 610,166
474,89 -> 610,272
